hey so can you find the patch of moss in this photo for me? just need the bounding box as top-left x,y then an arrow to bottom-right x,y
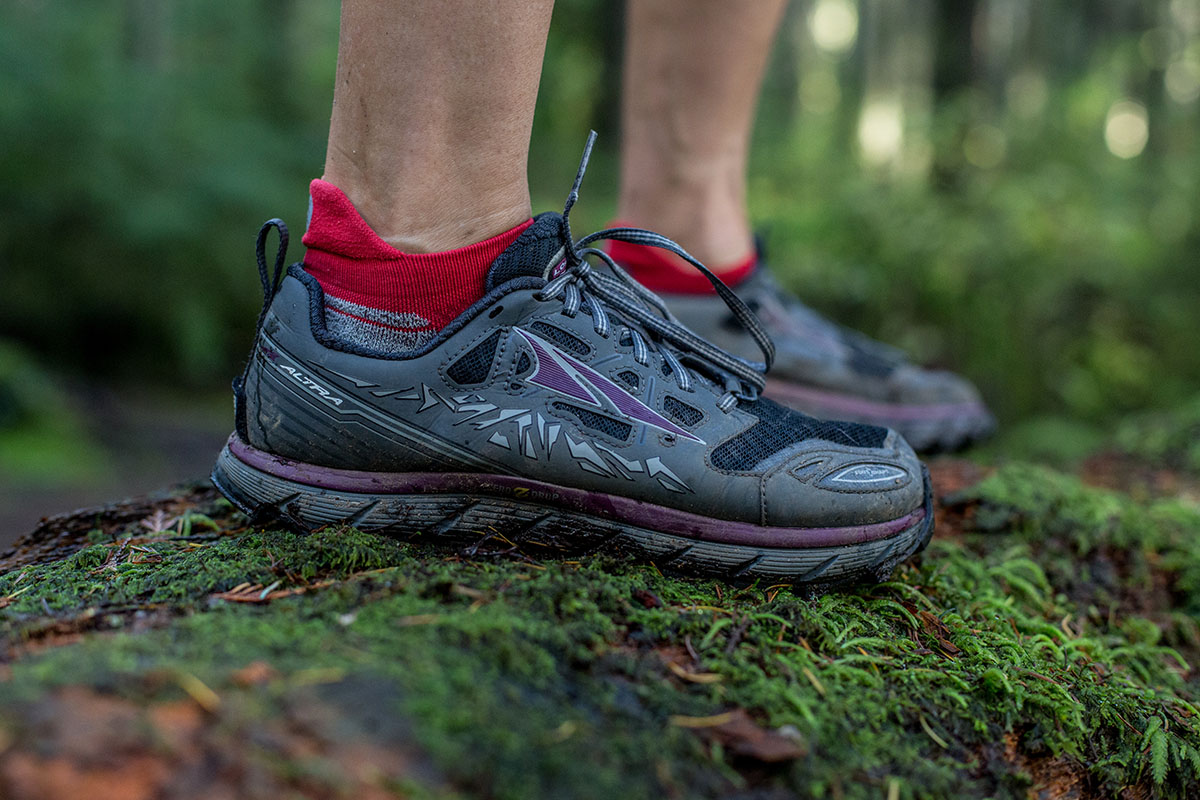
0,525 -> 411,621
3,464 -> 1200,798
950,463 -> 1200,620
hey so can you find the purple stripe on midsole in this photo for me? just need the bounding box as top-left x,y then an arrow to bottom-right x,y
226,436 -> 924,549
766,379 -> 988,423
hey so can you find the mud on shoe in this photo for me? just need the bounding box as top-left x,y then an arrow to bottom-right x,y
212,135 -> 934,587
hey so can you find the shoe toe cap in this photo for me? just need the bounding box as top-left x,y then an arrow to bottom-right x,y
759,430 -> 926,528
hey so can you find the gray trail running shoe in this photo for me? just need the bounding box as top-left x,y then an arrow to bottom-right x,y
212,138 -> 933,587
658,253 -> 995,452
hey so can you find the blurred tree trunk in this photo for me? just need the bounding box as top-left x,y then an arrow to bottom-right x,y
932,0 -> 977,105
931,0 -> 978,187
594,0 -> 624,145
1140,0 -> 1169,163
834,0 -> 867,158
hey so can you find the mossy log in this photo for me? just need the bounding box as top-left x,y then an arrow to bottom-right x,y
1,455 -> 1199,799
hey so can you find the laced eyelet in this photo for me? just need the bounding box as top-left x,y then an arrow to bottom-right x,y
528,131 -> 771,415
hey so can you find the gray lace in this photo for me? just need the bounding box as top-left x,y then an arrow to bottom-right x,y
535,132 -> 775,414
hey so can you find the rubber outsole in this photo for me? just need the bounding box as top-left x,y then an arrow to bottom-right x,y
211,442 -> 935,589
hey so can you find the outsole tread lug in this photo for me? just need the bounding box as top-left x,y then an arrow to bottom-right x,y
652,544 -> 695,568
341,499 -> 381,529
728,554 -> 766,579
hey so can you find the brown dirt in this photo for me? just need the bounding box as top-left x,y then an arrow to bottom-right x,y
0,680 -> 438,800
926,457 -> 988,543
1081,450 -> 1200,502
976,731 -> 1096,800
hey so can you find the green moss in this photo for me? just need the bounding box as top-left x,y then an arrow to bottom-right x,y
3,463 -> 1200,797
0,525 -> 412,621
950,463 -> 1200,618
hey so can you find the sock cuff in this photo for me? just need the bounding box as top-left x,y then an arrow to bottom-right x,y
303,179 -> 398,259
302,179 -> 532,331
302,179 -> 532,267
605,223 -> 757,295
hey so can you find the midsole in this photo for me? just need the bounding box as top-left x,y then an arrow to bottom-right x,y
224,435 -> 925,550
765,379 -> 988,423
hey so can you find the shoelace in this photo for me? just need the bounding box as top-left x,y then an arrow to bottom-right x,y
536,132 -> 775,413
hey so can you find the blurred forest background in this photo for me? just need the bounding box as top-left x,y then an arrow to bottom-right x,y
1,0 -> 1198,539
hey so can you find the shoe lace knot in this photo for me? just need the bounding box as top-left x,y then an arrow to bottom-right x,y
534,131 -> 775,413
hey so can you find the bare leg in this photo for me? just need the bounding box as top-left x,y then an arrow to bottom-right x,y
617,0 -> 786,269
323,0 -> 555,253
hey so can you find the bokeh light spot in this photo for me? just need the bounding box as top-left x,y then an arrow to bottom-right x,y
963,124 -> 1007,169
1006,71 -> 1049,119
1171,0 -> 1200,33
1104,100 -> 1149,159
809,0 -> 858,55
858,98 -> 904,166
1139,28 -> 1179,69
1166,58 -> 1200,104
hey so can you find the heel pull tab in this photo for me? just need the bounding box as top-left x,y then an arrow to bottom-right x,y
236,218 -> 289,443
255,218 -> 290,332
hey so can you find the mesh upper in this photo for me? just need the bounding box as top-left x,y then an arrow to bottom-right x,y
616,370 -> 640,391
663,396 -> 703,427
710,397 -> 888,471
446,330 -> 502,385
551,402 -> 633,441
530,321 -> 590,356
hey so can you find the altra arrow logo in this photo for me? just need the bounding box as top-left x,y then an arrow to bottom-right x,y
514,329 -> 704,444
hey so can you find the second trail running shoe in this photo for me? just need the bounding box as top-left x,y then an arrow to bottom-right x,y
212,135 -> 934,588
656,249 -> 996,453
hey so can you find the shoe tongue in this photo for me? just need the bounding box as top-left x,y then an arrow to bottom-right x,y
485,212 -> 569,291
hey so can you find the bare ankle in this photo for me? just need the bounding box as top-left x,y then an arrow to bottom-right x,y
618,177 -> 753,268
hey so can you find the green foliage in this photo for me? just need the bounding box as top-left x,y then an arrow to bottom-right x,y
1114,397 -> 1200,475
0,337 -> 103,483
0,1 -> 336,382
747,130 -> 1200,424
2,0 -> 1198,434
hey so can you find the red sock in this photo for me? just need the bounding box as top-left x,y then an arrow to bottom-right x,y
606,227 -> 757,295
302,180 -> 532,351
